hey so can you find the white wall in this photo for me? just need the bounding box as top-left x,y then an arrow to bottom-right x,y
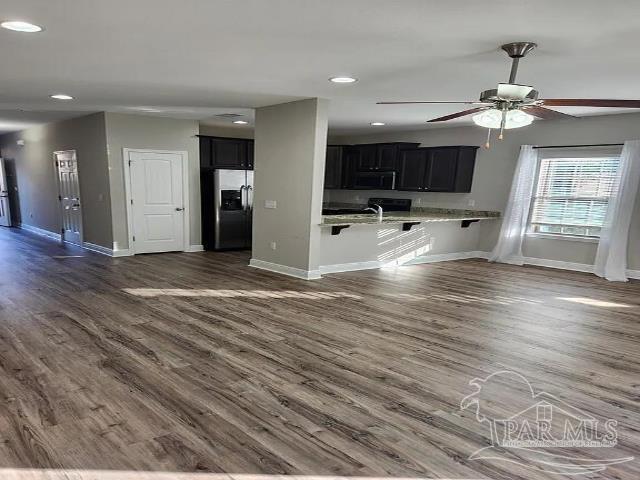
0,113 -> 113,248
330,112 -> 640,269
252,98 -> 328,274
105,113 -> 200,251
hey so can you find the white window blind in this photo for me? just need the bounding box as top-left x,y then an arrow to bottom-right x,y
529,149 -> 621,238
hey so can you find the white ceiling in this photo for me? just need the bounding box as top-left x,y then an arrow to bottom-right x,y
1,0 -> 640,135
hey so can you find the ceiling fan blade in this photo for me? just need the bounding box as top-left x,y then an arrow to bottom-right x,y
377,101 -> 484,105
523,106 -> 577,120
540,99 -> 640,108
427,107 -> 488,123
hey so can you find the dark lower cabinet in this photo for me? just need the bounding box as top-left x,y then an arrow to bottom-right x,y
199,136 -> 254,169
397,146 -> 478,192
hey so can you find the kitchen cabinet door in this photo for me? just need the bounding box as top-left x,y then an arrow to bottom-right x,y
425,148 -> 458,191
211,138 -> 248,169
356,145 -> 379,171
324,146 -> 343,189
199,137 -> 212,168
452,146 -> 477,192
246,140 -> 254,169
397,149 -> 428,191
378,144 -> 398,170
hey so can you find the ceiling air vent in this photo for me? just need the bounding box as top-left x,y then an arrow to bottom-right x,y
215,113 -> 244,119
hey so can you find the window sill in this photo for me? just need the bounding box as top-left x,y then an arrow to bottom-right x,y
526,233 -> 599,243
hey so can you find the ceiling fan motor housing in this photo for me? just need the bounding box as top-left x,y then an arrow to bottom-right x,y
479,88 -> 539,104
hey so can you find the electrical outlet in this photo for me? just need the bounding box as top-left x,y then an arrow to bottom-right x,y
264,200 -> 277,209
467,199 -> 476,207
270,241 -> 277,250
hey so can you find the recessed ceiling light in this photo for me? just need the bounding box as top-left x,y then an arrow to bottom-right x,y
232,120 -> 249,125
329,76 -> 357,84
1,21 -> 43,33
50,94 -> 74,100
370,122 -> 386,126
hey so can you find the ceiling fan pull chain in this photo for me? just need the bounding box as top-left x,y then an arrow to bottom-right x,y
485,128 -> 492,149
498,107 -> 507,140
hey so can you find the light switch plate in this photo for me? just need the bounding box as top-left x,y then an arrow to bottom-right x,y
264,200 -> 277,209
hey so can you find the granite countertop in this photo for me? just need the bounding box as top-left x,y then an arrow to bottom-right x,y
320,207 -> 501,227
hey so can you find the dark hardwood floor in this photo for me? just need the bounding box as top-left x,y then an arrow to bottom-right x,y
0,227 -> 638,480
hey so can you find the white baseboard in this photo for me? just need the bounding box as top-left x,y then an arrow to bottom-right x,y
402,250 -> 490,265
82,242 -> 113,256
249,258 -> 322,280
19,224 -> 62,241
520,256 -> 594,274
186,244 -> 204,252
319,260 -> 383,274
319,251 -> 491,274
627,270 -> 640,280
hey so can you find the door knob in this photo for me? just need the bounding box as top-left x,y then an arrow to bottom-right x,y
175,207 -> 184,211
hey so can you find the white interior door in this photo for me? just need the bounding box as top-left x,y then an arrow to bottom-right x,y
54,151 -> 82,245
128,150 -> 185,254
0,158 -> 11,227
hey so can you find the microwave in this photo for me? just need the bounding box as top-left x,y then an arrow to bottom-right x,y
352,171 -> 396,190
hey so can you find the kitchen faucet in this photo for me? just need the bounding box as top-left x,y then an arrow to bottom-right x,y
364,203 -> 383,222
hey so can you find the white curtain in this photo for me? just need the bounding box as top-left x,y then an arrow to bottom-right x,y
489,145 -> 538,265
594,140 -> 640,282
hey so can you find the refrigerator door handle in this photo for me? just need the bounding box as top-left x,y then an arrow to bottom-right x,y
240,185 -> 247,211
247,185 -> 253,212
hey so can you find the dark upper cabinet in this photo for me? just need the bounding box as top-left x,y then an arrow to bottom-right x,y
324,145 -> 344,189
352,143 -> 420,172
378,144 -> 401,170
356,145 -> 379,171
397,149 -> 428,191
425,147 -> 458,191
199,137 -> 212,168
199,136 -> 254,169
246,140 -> 254,169
211,137 -> 247,168
397,146 -> 478,192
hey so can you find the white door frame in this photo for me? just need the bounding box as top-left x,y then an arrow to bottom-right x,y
53,150 -> 83,245
122,148 -> 190,254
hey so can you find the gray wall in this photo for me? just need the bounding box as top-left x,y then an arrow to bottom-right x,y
105,113 -> 200,251
252,98 -> 328,272
0,113 -> 113,248
330,112 -> 640,269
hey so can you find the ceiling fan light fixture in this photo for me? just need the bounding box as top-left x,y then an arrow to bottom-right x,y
472,109 -> 534,130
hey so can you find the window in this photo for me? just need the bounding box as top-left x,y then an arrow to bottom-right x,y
528,148 -> 621,238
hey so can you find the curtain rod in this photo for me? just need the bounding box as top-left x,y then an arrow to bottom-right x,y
533,143 -> 623,149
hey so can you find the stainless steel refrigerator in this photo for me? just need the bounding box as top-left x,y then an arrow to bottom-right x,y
201,169 -> 253,250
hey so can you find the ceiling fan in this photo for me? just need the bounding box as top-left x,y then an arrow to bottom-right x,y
378,42 -> 640,146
